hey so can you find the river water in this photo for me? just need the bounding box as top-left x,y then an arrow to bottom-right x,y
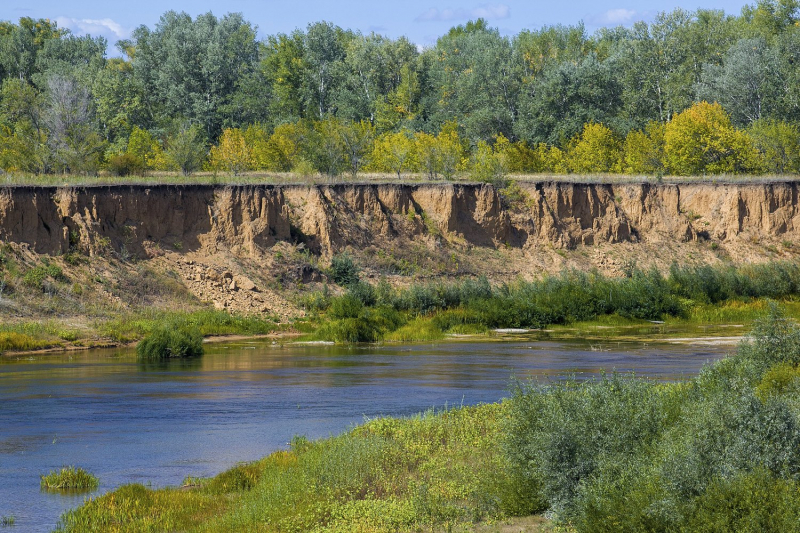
0,337 -> 734,531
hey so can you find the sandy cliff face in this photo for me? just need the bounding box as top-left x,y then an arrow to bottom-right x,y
0,181 -> 797,260
2,181 -> 797,317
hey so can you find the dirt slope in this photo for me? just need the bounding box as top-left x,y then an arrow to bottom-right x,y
0,181 -> 797,317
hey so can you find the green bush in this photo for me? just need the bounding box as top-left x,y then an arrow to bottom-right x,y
504,308 -> 800,530
136,326 -> 204,360
681,468 -> 800,533
107,153 -> 143,177
329,252 -> 360,287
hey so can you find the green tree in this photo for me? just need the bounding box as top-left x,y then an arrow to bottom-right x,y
335,33 -> 418,124
429,21 -> 520,143
747,119 -> 800,173
130,11 -> 259,138
514,53 -> 622,145
696,38 -> 783,126
162,122 -> 206,175
43,74 -> 104,174
0,18 -> 64,82
261,31 -> 307,124
302,22 -> 351,119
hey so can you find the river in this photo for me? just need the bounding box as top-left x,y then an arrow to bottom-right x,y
0,336 -> 735,531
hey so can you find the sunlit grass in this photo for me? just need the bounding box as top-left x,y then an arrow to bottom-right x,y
56,404 -> 516,532
98,309 -> 278,343
41,467 -> 99,492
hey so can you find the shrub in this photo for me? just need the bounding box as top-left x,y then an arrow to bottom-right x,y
328,252 -> 360,287
681,468 -> 800,533
107,153 -> 143,177
136,326 -> 204,360
41,466 -> 99,491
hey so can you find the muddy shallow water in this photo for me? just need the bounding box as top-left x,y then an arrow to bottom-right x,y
0,337 -> 734,531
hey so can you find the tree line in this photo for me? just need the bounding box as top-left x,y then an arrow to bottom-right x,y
2,1 -> 800,177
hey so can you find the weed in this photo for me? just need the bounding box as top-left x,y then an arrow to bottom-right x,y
41,467 -> 98,491
0,516 -> 14,527
136,326 -> 203,360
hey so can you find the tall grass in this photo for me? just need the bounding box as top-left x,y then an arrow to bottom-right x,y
41,467 -> 99,491
310,261 -> 800,342
56,404 -> 510,532
99,309 -> 277,343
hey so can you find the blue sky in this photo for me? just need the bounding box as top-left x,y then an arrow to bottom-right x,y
2,1 -> 753,53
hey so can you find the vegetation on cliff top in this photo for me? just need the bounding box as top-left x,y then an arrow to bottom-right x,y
4,3 -> 800,179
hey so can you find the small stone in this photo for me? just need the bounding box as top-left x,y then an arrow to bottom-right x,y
229,280 -> 238,291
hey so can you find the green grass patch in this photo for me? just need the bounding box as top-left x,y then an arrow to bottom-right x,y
41,467 -> 99,492
57,404 -> 514,532
0,516 -> 15,527
136,326 -> 204,360
0,331 -> 56,353
383,317 -> 445,342
309,261 -> 800,343
99,309 -> 277,343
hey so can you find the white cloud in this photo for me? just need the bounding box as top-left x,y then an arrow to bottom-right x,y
587,8 -> 640,26
55,17 -> 130,40
415,4 -> 510,22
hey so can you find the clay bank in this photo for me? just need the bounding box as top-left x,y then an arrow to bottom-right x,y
1,181 -> 798,259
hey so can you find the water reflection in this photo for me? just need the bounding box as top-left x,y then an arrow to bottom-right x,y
0,337 -> 733,532
137,357 -> 203,373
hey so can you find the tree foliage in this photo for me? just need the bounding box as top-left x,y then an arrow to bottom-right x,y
1,6 -> 800,177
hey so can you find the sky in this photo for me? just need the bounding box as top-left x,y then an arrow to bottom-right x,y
2,1 -> 754,54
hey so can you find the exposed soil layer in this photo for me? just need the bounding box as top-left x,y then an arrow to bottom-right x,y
0,181 -> 797,317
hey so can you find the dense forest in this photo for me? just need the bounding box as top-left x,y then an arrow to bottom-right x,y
2,0 -> 800,178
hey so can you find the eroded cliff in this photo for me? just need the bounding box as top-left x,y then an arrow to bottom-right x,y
0,181 -> 797,317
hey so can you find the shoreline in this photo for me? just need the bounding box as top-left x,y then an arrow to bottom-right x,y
0,330 -> 302,359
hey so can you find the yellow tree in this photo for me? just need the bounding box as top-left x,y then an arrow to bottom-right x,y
127,126 -> 162,174
622,122 -> 666,175
565,122 -> 622,173
367,130 -> 416,178
209,128 -> 251,175
664,102 -> 762,176
263,121 -> 310,172
415,131 -> 438,179
435,122 -> 465,180
244,124 -> 271,171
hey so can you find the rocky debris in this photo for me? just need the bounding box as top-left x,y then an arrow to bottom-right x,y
233,274 -> 257,291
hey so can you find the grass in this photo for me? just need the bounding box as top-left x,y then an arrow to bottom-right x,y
136,326 -> 204,360
41,467 -> 99,492
0,516 -> 14,527
306,261 -> 800,343
56,404 -> 512,532
98,309 -> 278,344
3,170 -> 800,188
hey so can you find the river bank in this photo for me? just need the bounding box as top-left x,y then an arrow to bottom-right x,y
51,309 -> 800,532
1,335 -> 732,532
